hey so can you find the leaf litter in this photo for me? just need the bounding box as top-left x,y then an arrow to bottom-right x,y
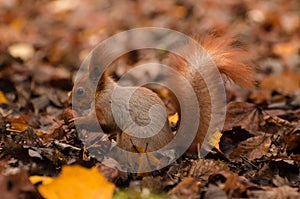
0,0 -> 299,198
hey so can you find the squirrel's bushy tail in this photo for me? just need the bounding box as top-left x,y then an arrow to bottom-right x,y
169,33 -> 255,154
196,34 -> 255,88
171,33 -> 255,88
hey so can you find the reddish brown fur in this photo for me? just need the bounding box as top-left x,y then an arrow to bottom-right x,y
197,34 -> 255,88
170,34 -> 255,153
76,33 -> 255,155
172,34 -> 255,88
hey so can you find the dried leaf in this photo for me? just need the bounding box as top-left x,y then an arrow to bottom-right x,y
0,91 -> 8,104
224,102 -> 264,133
284,125 -> 300,151
8,43 -> 34,61
248,186 -> 300,199
129,146 -> 160,176
229,135 -> 272,161
32,165 -> 114,199
168,177 -> 200,198
189,159 -> 224,181
7,115 -> 31,132
260,71 -> 300,94
0,169 -> 39,199
207,130 -> 223,152
173,6 -> 187,19
29,176 -> 54,185
272,42 -> 298,57
168,112 -> 178,128
210,170 -> 259,197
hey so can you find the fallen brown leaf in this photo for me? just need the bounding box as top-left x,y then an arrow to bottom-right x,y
229,135 -> 272,162
224,102 -> 264,134
168,177 -> 200,199
284,125 -> 300,151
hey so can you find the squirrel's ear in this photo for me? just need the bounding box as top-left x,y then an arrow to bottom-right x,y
88,47 -> 114,81
88,63 -> 102,81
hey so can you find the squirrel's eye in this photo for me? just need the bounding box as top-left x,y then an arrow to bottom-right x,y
76,87 -> 85,96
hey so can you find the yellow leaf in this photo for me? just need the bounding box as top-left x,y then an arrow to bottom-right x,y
7,116 -> 31,132
207,130 -> 223,152
10,122 -> 30,132
36,165 -> 114,199
29,176 -> 54,185
168,112 -> 179,126
130,145 -> 147,153
155,88 -> 170,99
0,91 -> 7,104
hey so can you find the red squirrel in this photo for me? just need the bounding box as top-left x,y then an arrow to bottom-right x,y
72,34 -> 255,154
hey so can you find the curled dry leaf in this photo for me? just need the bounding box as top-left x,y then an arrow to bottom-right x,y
209,170 -> 259,197
229,135 -> 272,162
224,102 -> 289,136
260,114 -> 291,136
224,102 -> 264,134
220,129 -> 253,156
284,125 -> 300,151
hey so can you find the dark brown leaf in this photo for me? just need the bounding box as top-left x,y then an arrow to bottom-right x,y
224,102 -> 265,133
229,135 -> 272,161
0,168 -> 41,199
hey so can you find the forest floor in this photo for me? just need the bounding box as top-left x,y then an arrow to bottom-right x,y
0,0 -> 299,198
